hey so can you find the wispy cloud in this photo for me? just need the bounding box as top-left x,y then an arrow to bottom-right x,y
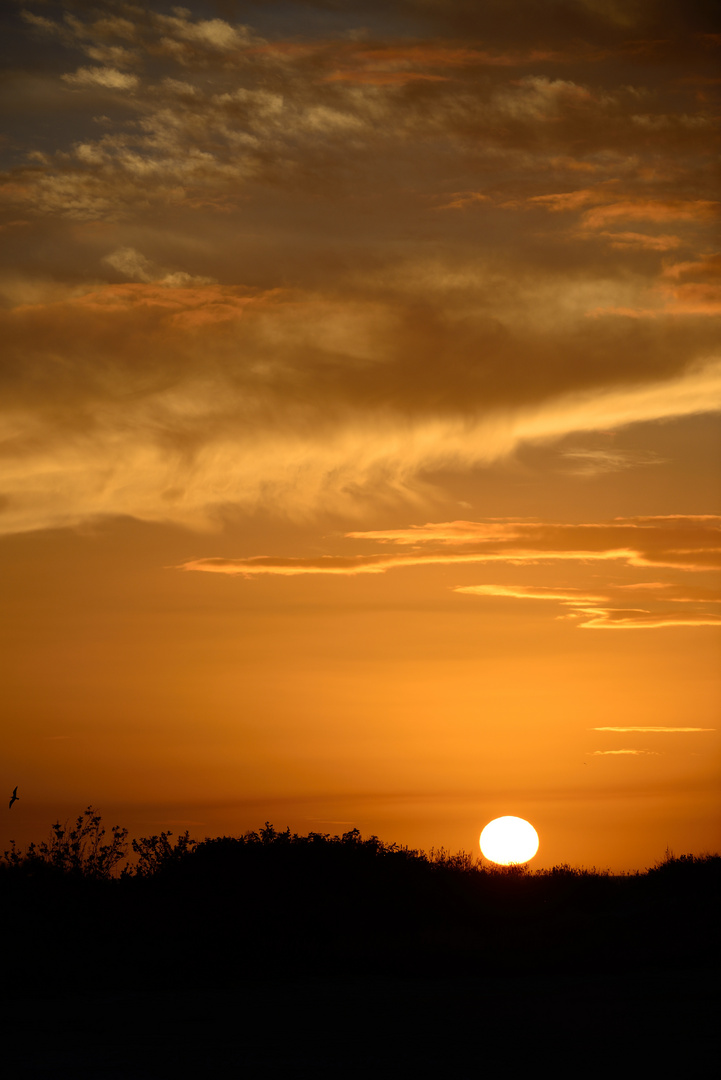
443,520 -> 721,629
101,247 -> 215,287
437,191 -> 490,210
455,584 -> 607,603
181,516 -> 721,575
456,582 -> 721,631
559,448 -> 666,476
349,516 -> 721,572
178,515 -> 721,633
581,198 -> 719,230
454,588 -> 721,628
180,554 -> 408,577
590,726 -> 716,732
178,550 -> 620,577
573,608 -> 721,629
591,749 -> 659,755
62,66 -> 139,90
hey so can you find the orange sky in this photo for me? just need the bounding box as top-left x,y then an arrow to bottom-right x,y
1,0 -> 719,870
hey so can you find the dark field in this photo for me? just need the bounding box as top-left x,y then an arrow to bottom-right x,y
2,815 -> 719,1077
5,968 -> 719,1078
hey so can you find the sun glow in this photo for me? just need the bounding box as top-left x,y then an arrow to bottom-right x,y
480,816 -> 540,865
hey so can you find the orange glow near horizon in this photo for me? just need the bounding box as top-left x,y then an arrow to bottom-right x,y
1,1 -> 719,873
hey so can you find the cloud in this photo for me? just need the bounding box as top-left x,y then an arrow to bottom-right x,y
600,232 -> 682,251
580,198 -> 719,230
614,582 -> 721,602
175,550 -> 630,577
454,565 -> 721,630
590,726 -> 716,732
83,44 -> 138,69
520,184 -> 717,253
559,447 -> 666,475
87,17 -> 137,43
101,247 -> 215,287
349,516 -> 721,572
178,549 -> 662,579
573,608 -> 721,629
323,70 -> 447,86
20,12 -> 57,34
2,2 -> 719,536
2,260 -> 720,535
170,511 -> 708,630
62,67 -> 139,91
177,518 -> 720,632
493,75 -> 598,121
591,749 -> 659,755
526,186 -> 616,212
662,254 -> 721,283
157,15 -> 251,52
102,247 -> 159,283
658,253 -> 721,315
317,43 -> 586,85
7,3 -> 714,228
437,191 -> 490,210
179,555 -> 401,577
455,584 -> 607,602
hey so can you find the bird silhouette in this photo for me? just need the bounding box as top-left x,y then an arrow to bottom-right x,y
9,786 -> 19,809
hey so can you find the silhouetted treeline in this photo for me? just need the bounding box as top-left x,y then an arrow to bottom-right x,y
2,809 -> 719,993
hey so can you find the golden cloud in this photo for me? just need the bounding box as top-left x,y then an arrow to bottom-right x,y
591,749 -> 659,755
3,2 -> 719,540
454,584 -> 608,602
581,198 -> 719,230
175,515 -> 721,636
2,258 -> 719,535
590,727 -> 715,732
447,527 -> 721,628
177,516 -> 721,630
62,66 -> 139,90
350,516 -> 721,569
573,609 -> 721,629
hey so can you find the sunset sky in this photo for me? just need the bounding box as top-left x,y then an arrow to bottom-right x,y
2,0 -> 719,870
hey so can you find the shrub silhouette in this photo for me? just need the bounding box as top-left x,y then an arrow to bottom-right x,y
647,850 -> 721,879
130,828 -> 197,877
2,805 -> 128,880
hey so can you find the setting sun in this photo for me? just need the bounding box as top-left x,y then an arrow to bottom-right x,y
480,817 -> 540,865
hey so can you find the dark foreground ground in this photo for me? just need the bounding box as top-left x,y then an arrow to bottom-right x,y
2,827 -> 719,1076
4,967 -> 719,1078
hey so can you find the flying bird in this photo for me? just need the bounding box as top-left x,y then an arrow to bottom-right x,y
9,786 -> 19,809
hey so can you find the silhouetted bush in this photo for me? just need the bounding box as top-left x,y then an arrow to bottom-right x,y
2,806 -> 128,880
130,828 -> 197,877
647,850 -> 721,881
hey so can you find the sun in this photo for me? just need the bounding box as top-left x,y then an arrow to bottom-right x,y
480,816 -> 539,865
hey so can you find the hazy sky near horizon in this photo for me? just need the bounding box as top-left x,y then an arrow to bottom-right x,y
1,0 -> 719,869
